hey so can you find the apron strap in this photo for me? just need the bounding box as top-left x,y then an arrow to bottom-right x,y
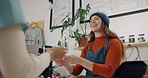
104,38 -> 109,48
88,42 -> 93,50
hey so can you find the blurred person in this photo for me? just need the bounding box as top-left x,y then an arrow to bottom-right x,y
0,0 -> 66,78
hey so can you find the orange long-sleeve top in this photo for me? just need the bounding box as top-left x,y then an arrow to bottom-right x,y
71,36 -> 123,78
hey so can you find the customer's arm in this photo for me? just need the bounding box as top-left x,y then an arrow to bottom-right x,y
0,25 -> 66,78
0,25 -> 50,78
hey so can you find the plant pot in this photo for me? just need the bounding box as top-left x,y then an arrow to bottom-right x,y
78,37 -> 88,47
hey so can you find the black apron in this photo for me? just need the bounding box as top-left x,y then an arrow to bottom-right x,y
85,38 -> 116,78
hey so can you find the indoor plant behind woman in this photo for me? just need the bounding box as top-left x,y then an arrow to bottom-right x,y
51,4 -> 91,47
56,12 -> 125,78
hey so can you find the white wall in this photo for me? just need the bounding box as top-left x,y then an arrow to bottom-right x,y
21,0 -> 57,46
110,12 -> 148,42
110,12 -> 148,61
21,0 -> 148,76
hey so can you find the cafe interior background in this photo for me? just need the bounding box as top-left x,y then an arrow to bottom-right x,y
21,0 -> 148,77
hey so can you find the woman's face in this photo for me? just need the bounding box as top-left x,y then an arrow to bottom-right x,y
89,15 -> 102,32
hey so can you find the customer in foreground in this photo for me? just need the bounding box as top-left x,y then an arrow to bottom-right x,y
0,0 -> 66,78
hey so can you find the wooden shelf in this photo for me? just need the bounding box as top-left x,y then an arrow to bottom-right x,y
75,41 -> 148,50
123,41 -> 148,48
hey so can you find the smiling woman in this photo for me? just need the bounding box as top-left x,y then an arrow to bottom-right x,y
55,12 -> 125,78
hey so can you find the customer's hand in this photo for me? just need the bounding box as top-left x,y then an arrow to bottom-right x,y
29,53 -> 36,56
46,47 -> 67,61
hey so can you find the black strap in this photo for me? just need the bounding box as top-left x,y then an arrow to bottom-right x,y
104,38 -> 109,48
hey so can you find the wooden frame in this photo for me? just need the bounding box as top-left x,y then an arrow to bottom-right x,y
80,0 -> 148,23
49,0 -> 75,29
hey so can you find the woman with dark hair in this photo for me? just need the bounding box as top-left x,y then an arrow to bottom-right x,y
56,12 -> 125,78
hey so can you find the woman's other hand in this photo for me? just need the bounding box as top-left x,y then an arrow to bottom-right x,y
65,55 -> 81,64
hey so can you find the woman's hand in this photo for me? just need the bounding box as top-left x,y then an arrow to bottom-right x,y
65,55 -> 93,71
55,60 -> 65,66
55,56 -> 74,73
64,55 -> 81,64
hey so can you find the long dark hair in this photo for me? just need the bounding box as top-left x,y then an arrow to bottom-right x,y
88,21 -> 125,61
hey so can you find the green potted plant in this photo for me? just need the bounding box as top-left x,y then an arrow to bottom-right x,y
51,4 -> 91,47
